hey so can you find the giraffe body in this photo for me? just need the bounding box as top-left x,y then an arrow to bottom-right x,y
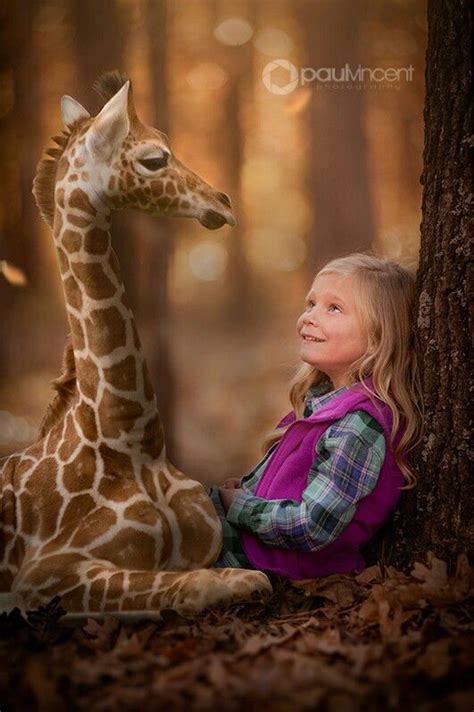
0,74 -> 271,617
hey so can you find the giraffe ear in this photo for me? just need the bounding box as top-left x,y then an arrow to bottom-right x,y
86,81 -> 131,159
60,96 -> 91,129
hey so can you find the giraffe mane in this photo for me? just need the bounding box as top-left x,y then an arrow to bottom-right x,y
32,129 -> 71,227
38,334 -> 77,439
36,70 -> 133,440
92,70 -> 130,100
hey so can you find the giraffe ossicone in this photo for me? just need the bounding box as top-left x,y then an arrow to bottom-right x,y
0,72 -> 271,618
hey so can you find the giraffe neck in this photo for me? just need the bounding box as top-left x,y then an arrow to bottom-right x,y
53,178 -> 164,460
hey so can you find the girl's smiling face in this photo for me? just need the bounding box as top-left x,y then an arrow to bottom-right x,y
297,273 -> 369,389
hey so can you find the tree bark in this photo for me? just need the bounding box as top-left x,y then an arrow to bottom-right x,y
366,0 -> 473,573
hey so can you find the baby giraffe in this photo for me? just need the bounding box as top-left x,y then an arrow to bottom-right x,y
0,73 -> 271,618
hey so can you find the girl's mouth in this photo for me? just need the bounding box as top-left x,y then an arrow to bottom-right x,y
302,336 -> 325,342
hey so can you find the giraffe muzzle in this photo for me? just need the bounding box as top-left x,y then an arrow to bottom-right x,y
200,209 -> 235,230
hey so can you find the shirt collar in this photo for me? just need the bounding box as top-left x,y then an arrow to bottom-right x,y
303,378 -> 351,417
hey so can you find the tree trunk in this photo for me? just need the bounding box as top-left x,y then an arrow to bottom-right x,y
142,0 -> 177,461
0,0 -> 41,377
366,0 -> 473,573
303,0 -> 375,275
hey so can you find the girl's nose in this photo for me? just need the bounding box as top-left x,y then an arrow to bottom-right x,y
303,308 -> 318,326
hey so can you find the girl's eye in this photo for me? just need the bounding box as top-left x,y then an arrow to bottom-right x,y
328,303 -> 342,312
138,153 -> 170,171
306,300 -> 315,310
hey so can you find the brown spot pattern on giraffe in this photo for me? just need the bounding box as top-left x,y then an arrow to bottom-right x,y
158,470 -> 170,495
8,537 -> 25,571
131,320 -> 141,350
45,423 -> 64,455
98,475 -> 138,502
89,577 -> 106,610
54,210 -> 63,233
142,362 -> 154,401
141,466 -> 158,501
83,227 -> 109,255
108,250 -> 122,281
71,262 -> 116,300
62,229 -> 82,253
75,400 -> 98,440
63,446 -> 96,492
59,493 -> 96,530
91,527 -> 156,569
99,443 -> 133,475
58,414 -> 80,460
67,214 -> 91,229
24,459 -> 64,538
169,488 -> 216,562
85,306 -> 127,357
70,506 -> 117,547
107,572 -> 124,598
104,355 -> 137,391
56,157 -> 69,182
151,180 -> 164,195
124,500 -> 159,526
64,275 -> 83,312
75,356 -> 99,401
98,389 -> 144,438
122,594 -> 149,610
141,414 -> 164,458
69,314 -> 86,350
22,553 -> 87,588
59,585 -> 87,609
57,246 -> 69,273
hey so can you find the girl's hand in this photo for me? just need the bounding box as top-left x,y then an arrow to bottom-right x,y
218,487 -> 244,513
221,477 -> 242,490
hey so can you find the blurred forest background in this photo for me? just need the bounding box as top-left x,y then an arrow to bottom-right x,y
0,0 -> 426,484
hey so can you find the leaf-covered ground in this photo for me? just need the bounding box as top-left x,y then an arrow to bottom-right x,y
0,553 -> 472,711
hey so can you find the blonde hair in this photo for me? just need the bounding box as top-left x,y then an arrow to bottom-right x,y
264,252 -> 424,489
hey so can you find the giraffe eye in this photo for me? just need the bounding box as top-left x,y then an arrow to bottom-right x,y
138,154 -> 169,171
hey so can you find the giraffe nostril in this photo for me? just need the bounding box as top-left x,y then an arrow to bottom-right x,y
217,192 -> 231,209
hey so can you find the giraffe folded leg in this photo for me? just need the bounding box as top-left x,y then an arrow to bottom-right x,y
13,559 -> 273,618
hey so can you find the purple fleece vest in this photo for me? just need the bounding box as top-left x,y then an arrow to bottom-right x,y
240,379 -> 406,580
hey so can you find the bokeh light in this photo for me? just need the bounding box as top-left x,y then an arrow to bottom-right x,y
0,411 -> 37,445
189,242 -> 228,281
214,18 -> 253,46
186,63 -> 228,91
253,28 -> 294,56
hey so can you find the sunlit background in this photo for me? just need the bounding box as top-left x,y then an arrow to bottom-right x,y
0,0 -> 426,483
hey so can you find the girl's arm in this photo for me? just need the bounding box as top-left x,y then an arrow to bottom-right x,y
225,411 -> 386,552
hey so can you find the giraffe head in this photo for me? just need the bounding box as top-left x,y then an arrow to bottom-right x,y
57,74 -> 235,230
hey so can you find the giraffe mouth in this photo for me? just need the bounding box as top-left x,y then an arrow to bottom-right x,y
199,210 -> 232,230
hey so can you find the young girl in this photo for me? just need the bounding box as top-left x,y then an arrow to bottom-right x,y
208,253 -> 424,579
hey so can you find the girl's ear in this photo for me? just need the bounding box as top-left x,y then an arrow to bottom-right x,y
85,81 -> 131,160
60,96 -> 91,129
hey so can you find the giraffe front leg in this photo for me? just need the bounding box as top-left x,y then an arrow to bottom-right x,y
84,562 -> 273,617
13,558 -> 272,618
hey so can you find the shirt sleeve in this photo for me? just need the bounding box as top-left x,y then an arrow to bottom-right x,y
226,411 -> 386,552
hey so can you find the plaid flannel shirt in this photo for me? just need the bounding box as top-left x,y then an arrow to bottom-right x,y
210,380 -> 385,568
